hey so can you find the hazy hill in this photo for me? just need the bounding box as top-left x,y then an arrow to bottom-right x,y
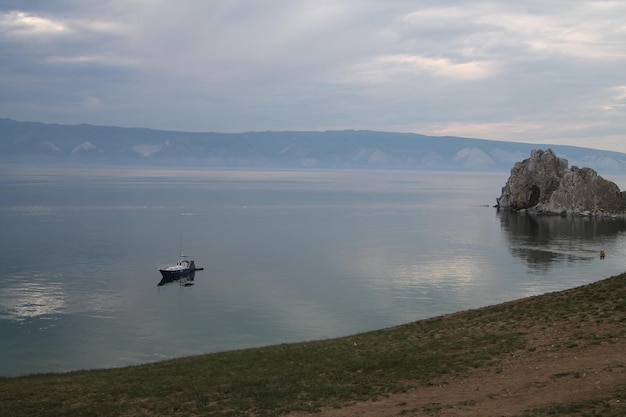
2,118 -> 626,172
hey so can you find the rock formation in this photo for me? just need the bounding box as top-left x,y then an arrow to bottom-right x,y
496,149 -> 626,216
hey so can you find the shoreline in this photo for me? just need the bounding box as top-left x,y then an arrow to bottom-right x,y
2,272 -> 624,416
0,273 -> 615,379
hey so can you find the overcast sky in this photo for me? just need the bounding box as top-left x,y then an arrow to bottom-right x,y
1,1 -> 625,152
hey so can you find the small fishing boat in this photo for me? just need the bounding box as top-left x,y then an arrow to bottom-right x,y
159,255 -> 201,279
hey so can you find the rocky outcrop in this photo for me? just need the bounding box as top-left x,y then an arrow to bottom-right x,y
496,149 -> 568,211
496,149 -> 626,216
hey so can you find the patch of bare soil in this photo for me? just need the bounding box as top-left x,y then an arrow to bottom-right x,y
286,319 -> 625,417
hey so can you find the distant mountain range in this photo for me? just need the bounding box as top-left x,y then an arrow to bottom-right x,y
2,118 -> 626,173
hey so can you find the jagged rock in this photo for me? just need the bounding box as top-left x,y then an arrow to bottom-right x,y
496,149 -> 626,215
496,149 -> 568,210
537,167 -> 625,215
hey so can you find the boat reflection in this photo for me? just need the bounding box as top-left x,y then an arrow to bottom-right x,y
157,271 -> 195,287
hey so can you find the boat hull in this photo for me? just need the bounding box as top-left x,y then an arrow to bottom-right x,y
158,271 -> 196,286
159,267 -> 195,279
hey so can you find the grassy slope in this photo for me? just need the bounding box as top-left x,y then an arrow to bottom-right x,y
1,273 -> 625,417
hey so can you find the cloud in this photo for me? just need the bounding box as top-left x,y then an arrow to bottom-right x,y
0,10 -> 67,37
602,85 -> 626,111
83,95 -> 103,108
0,1 -> 625,153
345,54 -> 500,84
0,9 -> 128,40
44,54 -> 139,68
480,3 -> 626,59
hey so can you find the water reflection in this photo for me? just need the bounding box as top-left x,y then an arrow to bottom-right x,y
0,278 -> 66,321
157,272 -> 196,287
498,211 -> 626,273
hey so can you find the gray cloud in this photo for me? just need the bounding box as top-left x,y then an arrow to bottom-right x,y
0,1 -> 625,152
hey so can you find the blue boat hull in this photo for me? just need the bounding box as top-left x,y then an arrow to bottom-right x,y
158,271 -> 196,286
159,266 -> 195,279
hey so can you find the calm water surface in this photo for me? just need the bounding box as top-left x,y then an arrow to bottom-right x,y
1,166 -> 626,376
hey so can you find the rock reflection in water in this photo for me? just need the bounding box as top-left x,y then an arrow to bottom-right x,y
497,211 -> 626,273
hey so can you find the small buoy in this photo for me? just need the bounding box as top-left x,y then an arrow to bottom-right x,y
600,250 -> 606,259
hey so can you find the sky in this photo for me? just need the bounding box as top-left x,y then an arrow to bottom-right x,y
1,1 -> 625,153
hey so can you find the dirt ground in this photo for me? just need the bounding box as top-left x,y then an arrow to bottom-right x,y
286,321 -> 625,417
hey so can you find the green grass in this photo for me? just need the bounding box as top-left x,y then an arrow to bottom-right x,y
1,272 -> 625,417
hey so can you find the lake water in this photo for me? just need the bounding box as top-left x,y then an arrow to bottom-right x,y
1,166 -> 626,377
